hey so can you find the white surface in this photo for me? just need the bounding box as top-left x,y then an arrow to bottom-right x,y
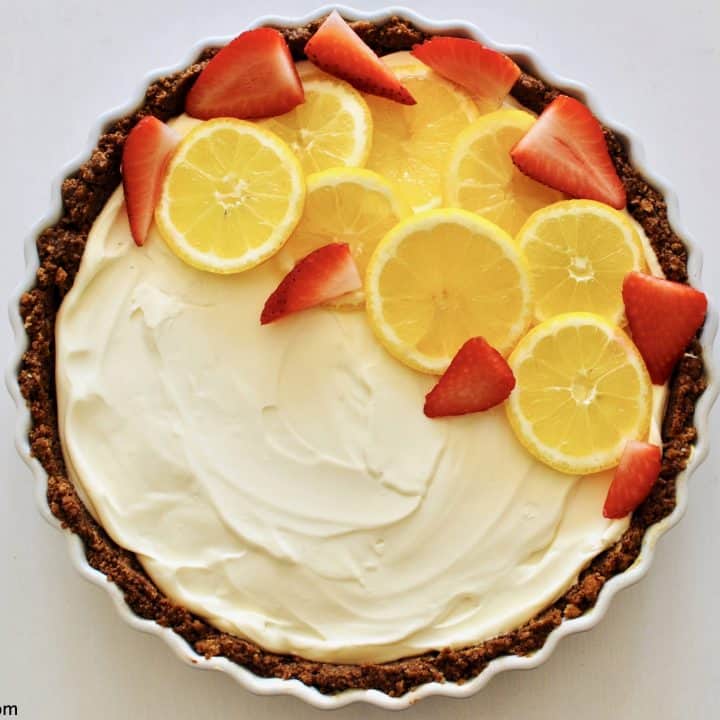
1,0 -> 718,717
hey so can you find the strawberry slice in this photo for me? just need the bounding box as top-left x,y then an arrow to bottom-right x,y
623,271 -> 707,384
603,440 -> 662,519
261,243 -> 362,324
411,36 -> 520,110
185,28 -> 304,120
424,337 -> 516,418
510,95 -> 626,209
121,116 -> 179,246
304,11 -> 415,105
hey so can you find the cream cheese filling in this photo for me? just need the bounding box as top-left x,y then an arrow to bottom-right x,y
55,116 -> 666,664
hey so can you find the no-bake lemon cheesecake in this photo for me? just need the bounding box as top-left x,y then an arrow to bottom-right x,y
19,12 -> 708,695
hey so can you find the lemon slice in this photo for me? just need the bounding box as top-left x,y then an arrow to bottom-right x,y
380,51 -> 426,71
257,75 -> 372,174
506,312 -> 652,474
366,208 -> 532,374
445,110 -> 564,236
294,60 -> 325,78
363,64 -> 479,212
517,200 -> 645,324
275,168 -> 409,306
155,119 -> 304,274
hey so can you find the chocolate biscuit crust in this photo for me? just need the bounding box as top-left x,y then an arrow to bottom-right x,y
18,16 -> 707,697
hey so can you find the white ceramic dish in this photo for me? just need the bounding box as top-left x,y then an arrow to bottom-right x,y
6,4 -> 718,710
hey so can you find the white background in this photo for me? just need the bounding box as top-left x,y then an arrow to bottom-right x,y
2,1 -> 719,717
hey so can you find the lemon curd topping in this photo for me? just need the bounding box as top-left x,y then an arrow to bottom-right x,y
55,54 -> 669,664
56,166 -> 666,664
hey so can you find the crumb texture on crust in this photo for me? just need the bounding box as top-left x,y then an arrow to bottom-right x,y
17,16 -> 706,697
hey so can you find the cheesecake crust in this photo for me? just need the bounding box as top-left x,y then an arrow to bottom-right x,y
17,16 -> 707,697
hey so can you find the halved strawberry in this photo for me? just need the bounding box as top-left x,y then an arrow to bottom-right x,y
510,95 -> 626,209
603,440 -> 662,519
121,116 -> 179,246
424,337 -> 516,418
411,36 -> 520,110
304,11 -> 415,105
185,28 -> 304,120
623,271 -> 707,384
260,243 -> 362,324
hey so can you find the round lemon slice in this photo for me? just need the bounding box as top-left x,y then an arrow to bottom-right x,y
257,75 -> 372,174
445,110 -> 564,236
379,51 -> 427,71
506,312 -> 652,474
366,208 -> 533,374
155,119 -> 305,274
517,200 -> 645,324
275,167 -> 409,306
363,64 -> 479,212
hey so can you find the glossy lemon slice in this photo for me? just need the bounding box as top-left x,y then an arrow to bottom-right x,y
366,208 -> 533,374
155,119 -> 305,274
257,74 -> 372,174
275,167 -> 409,306
445,110 -> 564,236
517,200 -> 645,324
506,312 -> 652,474
363,63 -> 479,212
379,51 -> 426,72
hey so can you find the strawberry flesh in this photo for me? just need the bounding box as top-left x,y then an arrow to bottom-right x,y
121,116 -> 179,246
603,440 -> 662,519
623,271 -> 707,384
186,28 -> 304,120
304,11 -> 415,105
411,36 -> 520,110
261,243 -> 362,324
424,337 -> 516,418
510,95 -> 626,209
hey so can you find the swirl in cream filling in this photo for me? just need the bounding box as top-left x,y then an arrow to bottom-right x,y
55,129 -> 666,664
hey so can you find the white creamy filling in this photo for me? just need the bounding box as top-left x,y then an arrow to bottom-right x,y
55,116 -> 667,664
